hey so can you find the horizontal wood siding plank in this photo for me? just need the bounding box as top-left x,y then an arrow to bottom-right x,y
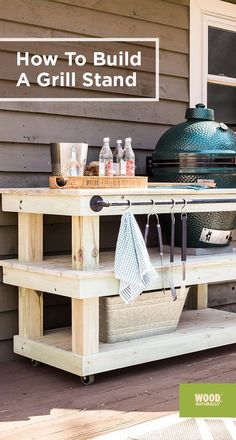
0,0 -> 188,53
0,226 -> 17,256
0,304 -> 71,341
0,197 -> 17,225
0,223 -> 72,256
0,173 -> 49,188
160,76 -> 188,101
0,143 -> 51,172
0,19 -> 89,39
0,310 -> 18,340
49,0 -> 189,29
0,211 -> 17,226
160,51 -> 188,78
0,111 -> 172,149
0,339 -> 16,361
0,101 -> 188,125
44,223 -> 71,253
0,283 -> 17,312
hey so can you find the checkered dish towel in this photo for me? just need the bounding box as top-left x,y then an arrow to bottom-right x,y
114,210 -> 159,304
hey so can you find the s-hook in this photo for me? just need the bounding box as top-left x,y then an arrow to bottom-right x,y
124,199 -> 132,211
144,199 -> 155,244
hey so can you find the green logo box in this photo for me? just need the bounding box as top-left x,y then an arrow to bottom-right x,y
180,384 -> 236,417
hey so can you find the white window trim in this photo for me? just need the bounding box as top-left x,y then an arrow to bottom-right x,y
190,0 -> 236,106
208,74 -> 236,86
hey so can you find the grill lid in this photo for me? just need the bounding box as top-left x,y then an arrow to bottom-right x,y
152,103 -> 236,163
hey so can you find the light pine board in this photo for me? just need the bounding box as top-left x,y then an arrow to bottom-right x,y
3,188 -> 236,216
71,216 -> 99,355
196,284 -> 208,309
14,309 -> 236,376
2,250 -> 236,299
18,213 -> 43,338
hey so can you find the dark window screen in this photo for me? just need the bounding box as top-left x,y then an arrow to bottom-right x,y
208,83 -> 236,125
208,27 -> 236,78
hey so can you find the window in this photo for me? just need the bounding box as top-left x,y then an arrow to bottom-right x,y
190,0 -> 236,128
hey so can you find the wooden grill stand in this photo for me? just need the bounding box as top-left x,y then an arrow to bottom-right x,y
1,187 -> 236,383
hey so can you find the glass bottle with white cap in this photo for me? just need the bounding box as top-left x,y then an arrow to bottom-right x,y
99,137 -> 113,176
122,137 -> 135,176
113,139 -> 123,176
69,145 -> 79,176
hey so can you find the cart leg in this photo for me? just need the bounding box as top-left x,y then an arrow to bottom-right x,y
72,216 -> 99,271
196,283 -> 208,309
71,216 -> 99,357
72,298 -> 99,354
19,288 -> 43,338
18,213 -> 43,338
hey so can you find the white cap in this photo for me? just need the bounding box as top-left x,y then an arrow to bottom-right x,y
125,137 -> 132,142
103,137 -> 110,142
116,139 -> 122,143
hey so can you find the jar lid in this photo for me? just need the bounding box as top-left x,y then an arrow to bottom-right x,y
185,103 -> 214,121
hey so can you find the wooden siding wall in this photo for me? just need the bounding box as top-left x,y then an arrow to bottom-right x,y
0,0 -> 189,361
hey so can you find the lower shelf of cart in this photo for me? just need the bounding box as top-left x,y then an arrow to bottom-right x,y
14,308 -> 236,377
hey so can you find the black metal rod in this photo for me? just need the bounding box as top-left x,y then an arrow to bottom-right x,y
99,198 -> 236,207
90,195 -> 236,212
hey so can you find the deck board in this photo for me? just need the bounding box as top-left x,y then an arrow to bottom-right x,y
1,343 -> 236,439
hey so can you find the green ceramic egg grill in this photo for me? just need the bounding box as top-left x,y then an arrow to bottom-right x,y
148,104 -> 236,248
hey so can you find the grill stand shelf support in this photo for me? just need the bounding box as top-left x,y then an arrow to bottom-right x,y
71,216 -> 99,357
18,213 -> 43,339
1,187 -> 236,381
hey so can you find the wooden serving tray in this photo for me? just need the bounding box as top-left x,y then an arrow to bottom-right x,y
49,175 -> 148,189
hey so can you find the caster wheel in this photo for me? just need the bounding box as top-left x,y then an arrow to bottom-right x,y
81,375 -> 95,385
31,359 -> 41,367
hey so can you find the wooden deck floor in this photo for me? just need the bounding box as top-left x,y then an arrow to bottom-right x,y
1,345 -> 236,439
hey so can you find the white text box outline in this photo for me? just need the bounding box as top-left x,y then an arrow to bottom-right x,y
0,37 -> 159,102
